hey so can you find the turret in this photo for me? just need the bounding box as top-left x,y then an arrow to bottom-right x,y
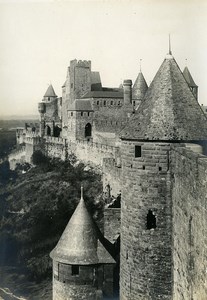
119,51 -> 207,300
132,71 -> 148,108
43,84 -> 57,102
50,187 -> 115,300
38,85 -> 61,137
123,79 -> 132,105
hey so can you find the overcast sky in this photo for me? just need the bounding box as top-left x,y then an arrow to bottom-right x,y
0,0 -> 207,116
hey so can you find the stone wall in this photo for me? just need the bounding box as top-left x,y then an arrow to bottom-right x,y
8,146 -> 26,170
53,279 -> 102,300
44,137 -> 67,161
104,208 -> 121,244
102,158 -> 122,197
70,140 -> 119,166
120,141 -> 172,300
171,145 -> 207,300
52,261 -> 102,300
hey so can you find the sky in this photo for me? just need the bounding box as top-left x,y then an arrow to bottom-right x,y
0,0 -> 207,116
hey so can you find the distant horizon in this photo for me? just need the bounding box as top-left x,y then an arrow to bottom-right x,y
0,114 -> 39,120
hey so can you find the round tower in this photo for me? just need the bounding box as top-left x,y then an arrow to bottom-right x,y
123,79 -> 132,106
43,84 -> 57,102
119,53 -> 207,300
50,187 -> 115,300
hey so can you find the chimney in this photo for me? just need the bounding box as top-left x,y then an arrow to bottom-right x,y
123,79 -> 132,105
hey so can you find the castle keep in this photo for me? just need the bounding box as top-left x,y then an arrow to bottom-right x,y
9,51 -> 207,299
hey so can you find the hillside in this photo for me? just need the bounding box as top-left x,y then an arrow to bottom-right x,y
0,153 -> 103,298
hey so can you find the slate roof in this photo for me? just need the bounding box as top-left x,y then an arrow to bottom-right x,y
120,54 -> 207,141
50,194 -> 115,265
68,99 -> 93,111
44,84 -> 57,97
183,67 -> 197,87
91,72 -> 102,91
82,90 -> 123,99
132,72 -> 148,100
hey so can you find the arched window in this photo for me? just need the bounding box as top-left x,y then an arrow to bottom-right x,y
146,210 -> 156,229
85,123 -> 92,138
54,125 -> 61,137
72,265 -> 79,276
46,125 -> 51,136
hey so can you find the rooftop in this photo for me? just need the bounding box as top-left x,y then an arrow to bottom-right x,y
120,55 -> 207,141
68,99 -> 93,111
44,84 -> 57,98
50,189 -> 115,265
82,90 -> 123,99
132,72 -> 148,100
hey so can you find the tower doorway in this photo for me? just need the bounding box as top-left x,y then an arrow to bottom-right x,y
85,123 -> 92,139
46,125 -> 51,136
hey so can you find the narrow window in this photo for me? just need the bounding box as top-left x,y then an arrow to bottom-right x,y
133,101 -> 135,106
71,112 -> 73,116
159,166 -> 162,171
81,112 -> 83,116
48,97 -> 50,101
72,265 -> 79,276
111,100 -> 113,105
97,101 -> 99,105
88,112 -> 90,117
135,145 -> 141,157
143,165 -> 145,170
118,101 -> 120,106
104,100 -> 106,106
146,210 -> 156,229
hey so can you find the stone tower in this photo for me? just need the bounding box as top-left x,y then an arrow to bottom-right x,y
132,71 -> 148,108
38,85 -> 62,137
67,99 -> 94,142
119,53 -> 207,300
62,60 -> 92,135
183,66 -> 198,100
50,187 -> 115,300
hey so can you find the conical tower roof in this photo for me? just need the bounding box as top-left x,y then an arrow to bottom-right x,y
44,84 -> 57,97
120,54 -> 207,141
183,66 -> 197,87
50,190 -> 115,265
132,72 -> 148,100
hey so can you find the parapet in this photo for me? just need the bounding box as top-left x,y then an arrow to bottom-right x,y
70,59 -> 91,69
45,136 -> 66,145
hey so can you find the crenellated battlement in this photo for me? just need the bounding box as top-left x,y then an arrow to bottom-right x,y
70,59 -> 91,69
25,136 -> 41,145
9,146 -> 26,159
75,139 -> 119,155
45,136 -> 66,145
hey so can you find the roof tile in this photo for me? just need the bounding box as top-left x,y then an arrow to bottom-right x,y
120,55 -> 207,141
50,197 -> 115,265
